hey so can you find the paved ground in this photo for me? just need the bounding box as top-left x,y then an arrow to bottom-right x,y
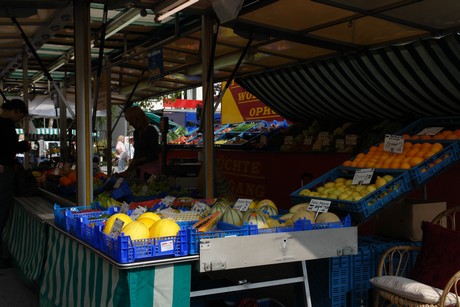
0,266 -> 39,307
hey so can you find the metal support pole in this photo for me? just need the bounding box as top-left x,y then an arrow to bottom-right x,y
22,48 -> 30,169
105,66 -> 113,176
59,81 -> 68,162
202,15 -> 214,198
74,0 -> 93,206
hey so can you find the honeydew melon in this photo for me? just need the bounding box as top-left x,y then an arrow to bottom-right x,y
315,212 -> 341,223
289,203 -> 310,213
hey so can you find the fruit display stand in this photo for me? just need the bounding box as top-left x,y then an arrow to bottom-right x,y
5,190 -> 358,307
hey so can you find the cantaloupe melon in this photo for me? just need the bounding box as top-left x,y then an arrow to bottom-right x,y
256,199 -> 277,211
221,209 -> 243,226
242,209 -> 269,229
258,204 -> 278,216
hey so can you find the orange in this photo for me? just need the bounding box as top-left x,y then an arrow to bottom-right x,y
424,151 -> 436,160
420,135 -> 432,140
410,135 -> 420,140
402,134 -> 411,140
350,161 -> 358,167
357,160 -> 367,168
389,161 -> 400,169
365,161 -> 376,168
369,145 -> 378,152
412,143 -> 422,149
343,160 -> 352,167
409,157 -> 424,167
415,150 -> 427,158
445,134 -> 458,140
431,143 -> 443,153
400,162 -> 411,169
454,129 -> 460,137
420,142 -> 432,150
59,176 -> 73,186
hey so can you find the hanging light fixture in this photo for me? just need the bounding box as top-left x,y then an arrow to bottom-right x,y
154,0 -> 199,23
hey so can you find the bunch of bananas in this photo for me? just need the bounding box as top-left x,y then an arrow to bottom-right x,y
95,191 -> 123,208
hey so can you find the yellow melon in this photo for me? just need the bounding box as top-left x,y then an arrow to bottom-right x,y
103,213 -> 133,235
137,217 -> 156,229
315,212 -> 341,223
121,221 -> 150,240
138,212 -> 161,222
149,219 -> 180,239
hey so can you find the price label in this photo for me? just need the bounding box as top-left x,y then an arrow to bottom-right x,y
417,127 -> 444,136
162,195 -> 176,207
335,139 -> 345,150
345,134 -> 357,145
120,201 -> 130,214
108,218 -> 125,239
352,168 -> 374,185
130,206 -> 147,220
233,198 -> 253,211
308,199 -> 331,213
113,178 -> 124,189
384,134 -> 403,153
191,202 -> 207,214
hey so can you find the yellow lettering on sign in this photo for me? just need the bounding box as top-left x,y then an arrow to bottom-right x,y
230,181 -> 265,199
221,158 -> 261,176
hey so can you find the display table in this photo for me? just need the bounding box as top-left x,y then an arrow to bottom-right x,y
4,196 -> 197,307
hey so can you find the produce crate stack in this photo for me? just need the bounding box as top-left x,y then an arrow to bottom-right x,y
327,237 -> 421,307
290,116 -> 460,226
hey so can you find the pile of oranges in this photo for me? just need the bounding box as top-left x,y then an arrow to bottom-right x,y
403,129 -> 460,140
342,142 -> 444,169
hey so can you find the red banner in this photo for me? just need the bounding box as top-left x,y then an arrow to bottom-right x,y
163,99 -> 201,109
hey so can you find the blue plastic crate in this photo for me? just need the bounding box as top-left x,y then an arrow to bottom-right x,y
395,116 -> 460,137
350,243 -> 373,307
98,224 -> 189,263
54,203 -> 108,235
329,256 -> 351,307
290,167 -> 413,224
110,181 -> 132,201
189,221 -> 255,255
409,141 -> 460,186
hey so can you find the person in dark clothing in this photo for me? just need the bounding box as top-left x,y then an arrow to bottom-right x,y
0,99 -> 30,268
116,106 -> 161,179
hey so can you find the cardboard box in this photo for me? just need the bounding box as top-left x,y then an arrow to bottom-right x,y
375,199 -> 446,241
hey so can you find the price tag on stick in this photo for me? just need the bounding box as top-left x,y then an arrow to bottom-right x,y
130,206 -> 147,220
233,199 -> 253,211
384,134 -> 403,153
352,168 -> 374,185
108,218 -> 125,239
191,202 -> 207,215
308,199 -> 331,219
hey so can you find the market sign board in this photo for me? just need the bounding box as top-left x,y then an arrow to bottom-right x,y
221,81 -> 286,124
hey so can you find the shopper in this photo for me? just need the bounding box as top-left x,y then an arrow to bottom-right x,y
0,98 -> 30,268
115,135 -> 128,172
116,106 -> 161,179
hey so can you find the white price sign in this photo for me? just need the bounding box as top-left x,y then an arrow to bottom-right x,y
384,134 -> 404,153
417,127 -> 444,136
191,202 -> 207,214
130,206 -> 147,220
308,199 -> 331,213
162,195 -> 176,207
352,168 -> 374,185
233,198 -> 253,211
120,201 -> 130,214
108,218 -> 125,239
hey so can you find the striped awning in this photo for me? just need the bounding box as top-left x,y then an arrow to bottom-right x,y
236,34 -> 460,122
